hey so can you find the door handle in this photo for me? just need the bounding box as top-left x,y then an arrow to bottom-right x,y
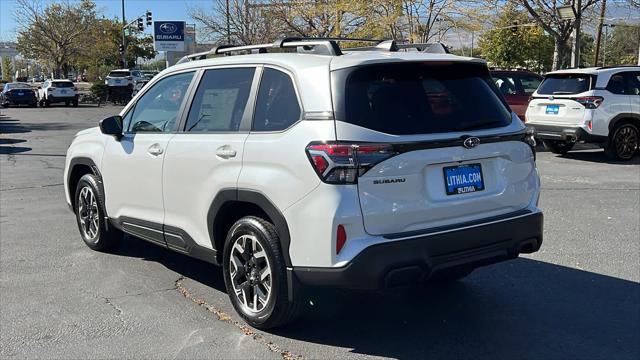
216,146 -> 237,159
147,143 -> 164,156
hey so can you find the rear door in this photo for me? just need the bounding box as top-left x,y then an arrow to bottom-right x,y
624,71 -> 640,114
332,62 -> 537,236
162,66 -> 258,251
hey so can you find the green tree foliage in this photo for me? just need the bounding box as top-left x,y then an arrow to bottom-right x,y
15,0 -> 98,78
600,24 -> 640,66
1,57 -> 14,81
479,5 -> 554,72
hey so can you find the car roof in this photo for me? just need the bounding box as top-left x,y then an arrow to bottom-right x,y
50,79 -> 73,82
167,51 -> 484,74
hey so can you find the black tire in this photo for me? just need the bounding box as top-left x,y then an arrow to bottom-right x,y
74,174 -> 122,251
72,99 -> 79,107
45,98 -> 50,107
30,102 -> 37,108
2,103 -> 8,108
222,216 -> 301,329
605,123 -> 639,161
65,101 -> 70,106
542,139 -> 574,154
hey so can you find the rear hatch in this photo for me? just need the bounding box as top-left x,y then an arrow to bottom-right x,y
50,81 -> 75,97
106,71 -> 131,87
526,73 -> 596,126
329,61 -> 537,236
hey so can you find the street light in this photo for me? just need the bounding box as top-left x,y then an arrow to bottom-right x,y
557,3 -> 581,68
602,23 -> 616,66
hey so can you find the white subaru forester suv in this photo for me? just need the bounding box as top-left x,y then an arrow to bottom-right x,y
526,66 -> 640,160
64,38 -> 543,329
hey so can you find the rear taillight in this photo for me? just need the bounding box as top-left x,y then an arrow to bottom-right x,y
306,142 -> 397,184
587,120 -> 593,130
575,96 -> 603,109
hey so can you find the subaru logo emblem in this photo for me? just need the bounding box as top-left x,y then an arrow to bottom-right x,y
463,137 -> 480,149
159,23 -> 177,34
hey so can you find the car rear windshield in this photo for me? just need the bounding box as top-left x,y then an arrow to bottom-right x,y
333,62 -> 512,135
6,83 -> 31,89
537,74 -> 594,95
109,71 -> 130,77
52,81 -> 74,88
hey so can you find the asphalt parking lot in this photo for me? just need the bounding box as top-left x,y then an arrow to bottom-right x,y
1,105 -> 639,359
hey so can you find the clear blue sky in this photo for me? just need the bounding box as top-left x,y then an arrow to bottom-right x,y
0,0 -> 204,41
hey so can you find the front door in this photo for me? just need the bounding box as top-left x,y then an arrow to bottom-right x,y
101,70 -> 196,243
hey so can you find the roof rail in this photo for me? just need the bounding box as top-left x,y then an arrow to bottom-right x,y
176,37 -> 450,64
345,41 -> 450,54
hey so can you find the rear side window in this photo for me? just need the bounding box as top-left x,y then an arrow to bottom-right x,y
537,74 -> 594,95
252,68 -> 301,131
519,75 -> 542,95
606,74 -> 627,94
334,62 -> 512,135
625,72 -> 640,95
185,67 -> 255,132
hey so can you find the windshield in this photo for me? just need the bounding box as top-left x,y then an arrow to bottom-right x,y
537,74 -> 594,95
333,62 -> 512,135
6,83 -> 31,90
108,71 -> 131,77
52,81 -> 74,88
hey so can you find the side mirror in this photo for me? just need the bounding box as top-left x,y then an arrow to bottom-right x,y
99,115 -> 123,141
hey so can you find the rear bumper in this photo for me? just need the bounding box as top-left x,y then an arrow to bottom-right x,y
527,124 -> 607,143
294,211 -> 543,290
4,96 -> 36,104
48,95 -> 78,102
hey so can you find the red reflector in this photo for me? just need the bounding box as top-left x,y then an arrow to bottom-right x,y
587,120 -> 593,130
336,225 -> 347,254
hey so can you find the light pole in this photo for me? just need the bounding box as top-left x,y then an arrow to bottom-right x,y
121,0 -> 127,68
602,23 -> 615,67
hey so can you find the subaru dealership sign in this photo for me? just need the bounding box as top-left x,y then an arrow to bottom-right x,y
153,21 -> 185,52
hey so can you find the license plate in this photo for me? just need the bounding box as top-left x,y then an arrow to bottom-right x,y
115,79 -> 121,83
17,92 -> 24,96
546,104 -> 560,115
443,163 -> 484,195
60,90 -> 66,94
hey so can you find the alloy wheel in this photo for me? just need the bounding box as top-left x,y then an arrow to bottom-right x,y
229,235 -> 272,314
78,186 -> 99,240
614,125 -> 639,160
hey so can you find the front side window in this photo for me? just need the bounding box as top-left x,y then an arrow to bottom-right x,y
184,67 -> 255,132
128,71 -> 194,133
252,68 -> 301,131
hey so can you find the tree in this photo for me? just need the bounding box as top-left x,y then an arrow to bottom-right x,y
188,0 -> 285,45
1,57 -> 13,81
15,0 -> 98,78
510,0 -> 600,70
601,24 -> 640,66
479,4 -> 554,72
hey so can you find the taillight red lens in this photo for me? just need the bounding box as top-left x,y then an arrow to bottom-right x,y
306,142 -> 396,184
336,224 -> 347,254
575,96 -> 603,109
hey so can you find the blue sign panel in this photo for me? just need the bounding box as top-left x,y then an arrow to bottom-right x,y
153,21 -> 185,51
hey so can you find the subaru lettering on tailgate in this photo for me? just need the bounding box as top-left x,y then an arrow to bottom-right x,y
443,163 -> 485,195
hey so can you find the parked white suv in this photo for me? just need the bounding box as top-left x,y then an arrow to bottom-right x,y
526,66 -> 640,160
64,38 -> 543,329
38,79 -> 78,107
104,69 -> 145,88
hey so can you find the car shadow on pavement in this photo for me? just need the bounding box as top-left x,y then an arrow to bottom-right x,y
114,236 -> 639,359
561,150 -> 640,165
